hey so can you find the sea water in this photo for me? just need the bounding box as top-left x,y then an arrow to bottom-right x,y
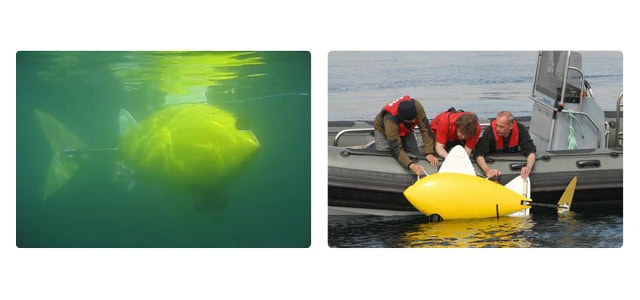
328,51 -> 623,248
16,51 -> 311,248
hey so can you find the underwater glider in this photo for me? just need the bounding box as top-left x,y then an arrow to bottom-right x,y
34,89 -> 260,206
32,51 -> 279,207
403,145 -> 576,220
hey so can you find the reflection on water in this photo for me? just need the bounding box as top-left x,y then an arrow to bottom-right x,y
328,207 -> 622,248
32,51 -> 265,93
400,217 -> 534,248
109,51 -> 265,94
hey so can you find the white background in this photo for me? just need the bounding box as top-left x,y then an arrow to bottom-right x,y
3,1 -> 637,299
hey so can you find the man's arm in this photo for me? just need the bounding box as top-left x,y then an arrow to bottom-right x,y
435,142 -> 448,158
520,152 -> 536,179
476,155 -> 490,175
383,116 -> 412,168
474,128 -> 497,178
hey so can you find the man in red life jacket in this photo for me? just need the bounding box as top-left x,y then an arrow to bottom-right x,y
473,111 -> 537,179
429,108 -> 481,158
373,96 -> 439,176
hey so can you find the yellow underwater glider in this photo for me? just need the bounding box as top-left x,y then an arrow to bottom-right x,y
34,98 -> 260,205
403,146 -> 577,220
33,51 -> 269,207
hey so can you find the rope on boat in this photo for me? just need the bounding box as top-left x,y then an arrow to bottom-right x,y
567,110 -> 585,150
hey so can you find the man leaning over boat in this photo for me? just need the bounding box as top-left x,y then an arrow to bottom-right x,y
429,107 -> 481,158
473,111 -> 537,180
373,95 -> 439,176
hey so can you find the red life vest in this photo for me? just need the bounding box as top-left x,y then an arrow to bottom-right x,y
381,95 -> 417,137
429,109 -> 463,142
491,119 -> 519,152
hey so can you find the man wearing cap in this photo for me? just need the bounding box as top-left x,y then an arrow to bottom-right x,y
373,95 -> 439,176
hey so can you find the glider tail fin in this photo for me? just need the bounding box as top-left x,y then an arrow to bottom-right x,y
557,176 -> 578,213
34,108 -> 86,201
505,176 -> 531,199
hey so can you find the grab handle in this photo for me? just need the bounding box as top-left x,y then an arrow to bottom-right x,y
509,162 -> 526,171
576,160 -> 600,168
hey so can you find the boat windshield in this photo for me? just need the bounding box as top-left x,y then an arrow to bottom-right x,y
533,51 -> 584,105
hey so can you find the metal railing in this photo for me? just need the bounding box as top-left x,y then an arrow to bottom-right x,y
333,128 -> 374,146
616,92 -> 624,147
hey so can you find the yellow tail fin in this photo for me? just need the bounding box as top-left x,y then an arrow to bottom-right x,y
557,176 -> 578,213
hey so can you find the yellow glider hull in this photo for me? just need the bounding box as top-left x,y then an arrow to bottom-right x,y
403,172 -> 530,220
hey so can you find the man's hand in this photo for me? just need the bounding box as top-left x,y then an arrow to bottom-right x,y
425,154 -> 439,167
520,166 -> 531,179
409,163 -> 426,176
485,168 -> 501,180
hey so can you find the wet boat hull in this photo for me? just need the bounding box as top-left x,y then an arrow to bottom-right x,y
328,123 -> 623,215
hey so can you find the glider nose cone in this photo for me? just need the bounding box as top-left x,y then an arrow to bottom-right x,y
403,176 -> 434,205
403,180 -> 421,201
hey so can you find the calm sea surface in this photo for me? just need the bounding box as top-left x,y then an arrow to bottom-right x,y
328,51 -> 623,248
17,51 -> 311,248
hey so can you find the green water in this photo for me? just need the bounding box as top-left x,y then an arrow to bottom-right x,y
16,51 -> 311,247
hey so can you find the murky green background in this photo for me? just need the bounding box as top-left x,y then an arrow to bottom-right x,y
16,51 -> 311,247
